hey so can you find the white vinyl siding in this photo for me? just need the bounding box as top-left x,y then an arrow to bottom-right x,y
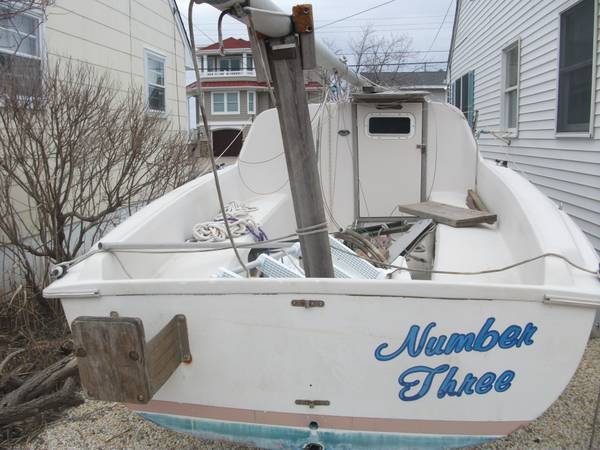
212,91 -> 239,115
450,0 -> 600,253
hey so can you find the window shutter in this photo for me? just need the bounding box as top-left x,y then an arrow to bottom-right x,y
467,70 -> 475,127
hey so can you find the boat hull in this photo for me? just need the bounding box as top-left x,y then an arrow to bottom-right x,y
57,282 -> 594,449
137,408 -> 495,449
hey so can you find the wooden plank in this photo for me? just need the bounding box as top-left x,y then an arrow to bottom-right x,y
267,35 -> 334,278
147,315 -> 191,395
72,317 -> 151,403
397,201 -> 497,227
466,189 -> 491,214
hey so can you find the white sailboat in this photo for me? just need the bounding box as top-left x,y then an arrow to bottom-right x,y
44,2 -> 600,449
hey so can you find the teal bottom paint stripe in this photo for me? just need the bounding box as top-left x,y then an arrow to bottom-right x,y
138,412 -> 495,450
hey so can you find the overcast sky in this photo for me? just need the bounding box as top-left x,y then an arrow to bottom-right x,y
176,0 -> 456,69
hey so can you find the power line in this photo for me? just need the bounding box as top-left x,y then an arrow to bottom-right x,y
319,0 -> 400,29
421,0 -> 455,63
348,61 -> 447,67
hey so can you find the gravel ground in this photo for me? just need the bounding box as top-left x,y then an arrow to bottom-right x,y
20,339 -> 600,450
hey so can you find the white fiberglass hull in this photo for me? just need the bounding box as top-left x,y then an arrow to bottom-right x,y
44,99 -> 600,448
54,279 -> 595,449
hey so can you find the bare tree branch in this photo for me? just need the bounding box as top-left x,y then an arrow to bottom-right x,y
0,60 -> 200,292
348,25 -> 412,85
0,1 -> 53,19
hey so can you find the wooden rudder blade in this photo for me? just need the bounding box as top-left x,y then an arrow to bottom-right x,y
71,315 -> 190,404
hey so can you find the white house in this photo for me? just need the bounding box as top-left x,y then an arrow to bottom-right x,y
448,0 -> 600,254
0,0 -> 192,130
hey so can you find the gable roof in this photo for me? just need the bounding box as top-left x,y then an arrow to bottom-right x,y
200,37 -> 251,52
362,71 -> 447,88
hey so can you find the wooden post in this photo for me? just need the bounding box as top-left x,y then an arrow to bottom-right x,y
266,35 -> 334,278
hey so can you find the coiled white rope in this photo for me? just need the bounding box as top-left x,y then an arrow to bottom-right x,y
192,202 -> 260,242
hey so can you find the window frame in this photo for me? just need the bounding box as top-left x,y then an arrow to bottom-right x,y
247,90 -> 255,114
501,40 -> 521,135
555,0 -> 597,136
0,8 -> 44,99
143,49 -> 167,114
211,91 -> 240,115
365,112 -> 416,140
451,71 -> 475,127
0,8 -> 42,59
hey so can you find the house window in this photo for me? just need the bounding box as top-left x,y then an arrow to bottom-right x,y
207,56 -> 217,72
247,91 -> 255,114
452,71 -> 475,126
144,50 -> 166,113
502,42 -> 520,131
557,0 -> 594,133
219,57 -> 241,73
0,8 -> 42,96
246,54 -> 254,71
212,92 -> 239,114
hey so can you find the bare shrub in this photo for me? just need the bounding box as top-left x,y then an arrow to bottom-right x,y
349,25 -> 412,83
0,60 -> 199,296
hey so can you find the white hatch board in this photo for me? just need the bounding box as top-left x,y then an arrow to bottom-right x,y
357,103 -> 423,218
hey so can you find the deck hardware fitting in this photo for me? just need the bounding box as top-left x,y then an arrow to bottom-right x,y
338,129 -> 350,136
295,399 -> 330,408
291,299 -> 325,308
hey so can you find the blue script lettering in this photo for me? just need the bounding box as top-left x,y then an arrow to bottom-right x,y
398,365 -> 517,401
375,317 -> 534,401
374,317 -> 537,361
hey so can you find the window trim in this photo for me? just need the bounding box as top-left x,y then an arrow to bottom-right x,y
501,40 -> 521,136
554,0 -> 597,137
211,91 -> 240,115
143,48 -> 167,114
0,8 -> 44,99
0,8 -> 42,59
451,71 -> 475,127
247,90 -> 255,114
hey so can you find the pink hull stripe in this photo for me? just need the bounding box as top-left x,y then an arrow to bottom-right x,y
130,400 -> 527,436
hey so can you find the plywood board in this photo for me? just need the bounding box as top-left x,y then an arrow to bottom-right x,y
397,201 -> 497,228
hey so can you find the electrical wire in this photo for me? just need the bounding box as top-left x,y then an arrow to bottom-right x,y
421,0 -> 455,65
319,0 -> 400,29
188,0 -> 250,277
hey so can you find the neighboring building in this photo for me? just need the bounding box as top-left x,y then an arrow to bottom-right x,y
187,37 -> 323,156
449,0 -> 600,253
0,0 -> 193,238
362,70 -> 447,102
0,0 -> 192,130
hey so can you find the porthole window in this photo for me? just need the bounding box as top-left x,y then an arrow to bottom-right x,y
365,113 -> 415,139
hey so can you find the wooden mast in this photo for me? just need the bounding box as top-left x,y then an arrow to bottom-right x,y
263,8 -> 334,278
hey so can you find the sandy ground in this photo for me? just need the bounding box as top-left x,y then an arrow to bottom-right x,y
21,339 -> 600,450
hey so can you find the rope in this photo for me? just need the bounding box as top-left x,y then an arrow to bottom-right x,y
188,0 -> 250,277
192,202 -> 264,243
